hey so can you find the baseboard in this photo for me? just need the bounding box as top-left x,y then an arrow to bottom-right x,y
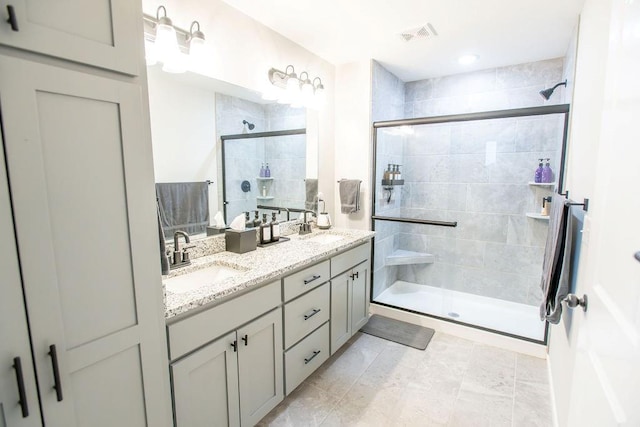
370,303 -> 548,358
547,356 -> 560,427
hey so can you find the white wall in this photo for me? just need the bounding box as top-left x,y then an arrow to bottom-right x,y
147,66 -> 219,222
548,0 -> 613,425
333,61 -> 373,230
141,0 -> 336,218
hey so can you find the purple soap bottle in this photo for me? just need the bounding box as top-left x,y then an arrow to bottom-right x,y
534,159 -> 544,183
541,158 -> 553,183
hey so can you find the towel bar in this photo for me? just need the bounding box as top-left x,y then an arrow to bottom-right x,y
567,198 -> 589,212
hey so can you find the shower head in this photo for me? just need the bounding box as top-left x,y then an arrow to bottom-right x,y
242,120 -> 255,130
539,80 -> 567,100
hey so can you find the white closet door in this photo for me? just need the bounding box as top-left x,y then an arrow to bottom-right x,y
0,56 -> 170,427
0,116 -> 41,426
0,0 -> 141,75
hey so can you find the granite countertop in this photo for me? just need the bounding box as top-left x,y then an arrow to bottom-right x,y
164,228 -> 375,320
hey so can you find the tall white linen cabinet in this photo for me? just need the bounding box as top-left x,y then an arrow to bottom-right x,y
0,1 -> 172,426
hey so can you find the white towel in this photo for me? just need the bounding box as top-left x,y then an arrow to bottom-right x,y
339,180 -> 361,214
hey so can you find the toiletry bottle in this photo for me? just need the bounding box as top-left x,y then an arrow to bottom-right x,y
253,210 -> 261,227
542,158 -> 553,183
244,211 -> 253,229
260,214 -> 271,244
534,159 -> 544,183
265,163 -> 271,177
396,165 -> 402,180
541,197 -> 550,216
383,164 -> 391,181
262,185 -> 267,197
270,212 -> 280,242
259,163 -> 265,178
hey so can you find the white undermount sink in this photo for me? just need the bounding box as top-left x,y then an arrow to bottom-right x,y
303,234 -> 345,245
164,264 -> 244,294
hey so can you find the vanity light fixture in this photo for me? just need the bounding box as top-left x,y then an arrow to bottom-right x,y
266,65 -> 325,109
143,6 -> 207,74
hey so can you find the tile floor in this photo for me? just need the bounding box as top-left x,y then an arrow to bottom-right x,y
259,331 -> 553,427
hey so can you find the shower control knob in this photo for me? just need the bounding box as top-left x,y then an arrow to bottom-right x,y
564,293 -> 588,312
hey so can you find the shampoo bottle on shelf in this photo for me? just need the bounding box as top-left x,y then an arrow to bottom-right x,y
542,158 -> 553,183
265,163 -> 271,177
534,159 -> 544,183
260,214 -> 271,244
259,163 -> 265,178
270,212 -> 280,242
396,165 -> 402,180
262,185 -> 267,197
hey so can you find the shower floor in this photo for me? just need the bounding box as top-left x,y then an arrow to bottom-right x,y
374,281 -> 546,341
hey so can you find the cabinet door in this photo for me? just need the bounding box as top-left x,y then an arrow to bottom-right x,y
351,262 -> 370,332
0,120 -> 41,426
0,0 -> 141,75
237,308 -> 283,427
171,332 -> 240,427
330,273 -> 351,354
0,56 -> 170,426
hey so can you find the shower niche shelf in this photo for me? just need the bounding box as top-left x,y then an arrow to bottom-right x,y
381,179 -> 404,186
256,177 -> 274,180
256,196 -> 274,200
385,249 -> 435,266
528,182 -> 554,187
526,213 -> 550,220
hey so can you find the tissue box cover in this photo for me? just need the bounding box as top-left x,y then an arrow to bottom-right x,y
225,229 -> 257,253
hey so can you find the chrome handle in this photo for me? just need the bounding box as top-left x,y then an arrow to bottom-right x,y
303,274 -> 321,284
48,345 -> 63,402
13,357 -> 29,417
303,308 -> 321,320
6,5 -> 19,31
564,294 -> 588,312
304,350 -> 321,365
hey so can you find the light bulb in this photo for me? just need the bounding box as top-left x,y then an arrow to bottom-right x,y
301,80 -> 314,106
154,22 -> 180,64
188,36 -> 206,69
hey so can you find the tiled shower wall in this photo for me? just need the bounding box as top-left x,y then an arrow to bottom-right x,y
372,58 -> 565,307
216,94 -> 305,222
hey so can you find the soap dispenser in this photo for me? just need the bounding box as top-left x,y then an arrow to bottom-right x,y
244,211 -> 253,229
534,159 -> 544,183
265,163 -> 271,177
260,213 -> 271,243
270,212 -> 280,242
542,158 -> 553,183
253,210 -> 261,227
259,163 -> 265,178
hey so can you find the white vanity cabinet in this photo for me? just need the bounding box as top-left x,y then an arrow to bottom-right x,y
330,242 -> 371,354
0,0 -> 141,75
168,281 -> 284,427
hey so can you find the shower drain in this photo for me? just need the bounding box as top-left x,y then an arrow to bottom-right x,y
447,312 -> 460,318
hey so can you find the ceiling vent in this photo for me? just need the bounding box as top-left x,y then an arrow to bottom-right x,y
398,23 -> 438,42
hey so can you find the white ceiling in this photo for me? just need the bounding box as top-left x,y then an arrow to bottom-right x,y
221,0 -> 585,82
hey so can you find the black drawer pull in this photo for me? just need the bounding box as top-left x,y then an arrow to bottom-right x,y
230,340 -> 237,352
242,334 -> 248,346
6,5 -> 18,31
303,274 -> 321,284
303,308 -> 321,320
13,357 -> 29,418
48,345 -> 63,402
304,350 -> 321,365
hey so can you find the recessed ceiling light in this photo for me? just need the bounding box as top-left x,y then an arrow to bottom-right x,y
458,54 -> 479,65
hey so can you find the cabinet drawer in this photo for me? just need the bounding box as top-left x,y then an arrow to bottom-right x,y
167,281 -> 280,360
331,241 -> 371,277
283,260 -> 330,302
284,322 -> 329,395
284,283 -> 330,349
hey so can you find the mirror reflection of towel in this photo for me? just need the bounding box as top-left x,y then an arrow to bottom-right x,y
156,182 -> 209,239
305,179 -> 318,212
339,179 -> 361,214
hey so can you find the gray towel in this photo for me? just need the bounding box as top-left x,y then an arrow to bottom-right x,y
540,194 -> 572,324
156,182 -> 209,238
305,179 -> 318,212
157,199 -> 169,275
339,179 -> 361,214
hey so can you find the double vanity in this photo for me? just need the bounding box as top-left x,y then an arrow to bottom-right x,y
163,228 -> 374,426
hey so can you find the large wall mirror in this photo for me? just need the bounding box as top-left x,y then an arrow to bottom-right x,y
147,66 -> 319,240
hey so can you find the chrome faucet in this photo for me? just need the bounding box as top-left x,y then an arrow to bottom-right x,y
171,230 -> 193,269
299,210 -> 315,235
